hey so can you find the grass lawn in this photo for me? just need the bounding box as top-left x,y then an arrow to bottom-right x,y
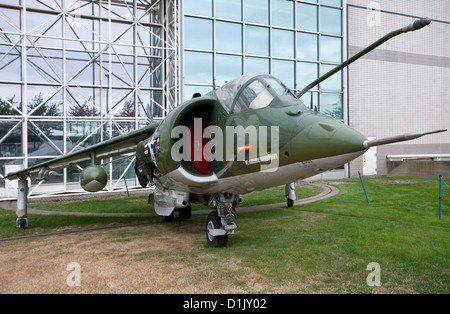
0,178 -> 448,293
0,183 -> 321,239
228,177 -> 449,293
26,183 -> 321,214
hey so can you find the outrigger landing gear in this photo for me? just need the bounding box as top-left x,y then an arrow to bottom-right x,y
16,178 -> 28,229
285,183 -> 296,207
206,193 -> 243,247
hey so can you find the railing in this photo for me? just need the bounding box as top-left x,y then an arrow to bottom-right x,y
387,154 -> 450,161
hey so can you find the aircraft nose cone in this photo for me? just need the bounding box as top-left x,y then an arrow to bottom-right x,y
289,119 -> 367,161
336,123 -> 368,153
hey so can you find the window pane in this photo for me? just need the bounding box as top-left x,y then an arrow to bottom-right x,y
216,21 -> 242,53
27,86 -> 63,117
184,85 -> 213,102
272,0 -> 294,28
297,3 -> 318,32
0,84 -> 22,115
28,48 -> 62,84
0,45 -> 21,82
184,0 -> 212,16
320,7 -> 342,35
184,17 -> 213,50
245,25 -> 269,56
272,60 -> 294,89
184,51 -> 213,84
245,0 -> 269,25
320,64 -> 342,91
0,120 -> 22,156
320,36 -> 342,63
300,92 -> 319,110
321,93 -> 343,119
245,57 -> 269,74
216,54 -> 242,86
320,0 -> 342,7
297,62 -> 318,90
297,32 -> 318,61
28,121 -> 63,155
67,121 -> 103,149
272,29 -> 294,59
215,0 -> 242,21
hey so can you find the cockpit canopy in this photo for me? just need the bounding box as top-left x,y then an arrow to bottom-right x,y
214,73 -> 297,114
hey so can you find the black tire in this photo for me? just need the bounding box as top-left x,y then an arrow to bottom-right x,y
287,197 -> 294,208
206,211 -> 228,248
163,210 -> 174,222
179,203 -> 192,220
18,219 -> 27,229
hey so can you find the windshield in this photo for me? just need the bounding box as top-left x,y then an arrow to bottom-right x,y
214,73 -> 297,113
264,77 -> 297,99
215,73 -> 265,110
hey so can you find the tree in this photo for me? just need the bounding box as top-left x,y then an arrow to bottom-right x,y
323,103 -> 343,120
28,93 -> 61,117
68,98 -> 99,117
0,95 -> 18,116
67,98 -> 101,147
119,99 -> 135,117
0,96 -> 20,156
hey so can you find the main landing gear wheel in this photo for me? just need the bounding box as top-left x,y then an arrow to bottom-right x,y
163,211 -> 174,222
163,203 -> 192,222
179,203 -> 192,220
206,211 -> 228,248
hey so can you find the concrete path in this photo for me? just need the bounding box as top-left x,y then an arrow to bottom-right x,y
0,183 -> 339,217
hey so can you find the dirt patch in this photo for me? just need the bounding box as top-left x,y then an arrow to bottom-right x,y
371,285 -> 418,294
0,222 -> 276,294
0,223 -> 202,294
0,183 -> 341,294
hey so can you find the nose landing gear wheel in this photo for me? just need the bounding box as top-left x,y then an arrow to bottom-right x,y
206,211 -> 228,248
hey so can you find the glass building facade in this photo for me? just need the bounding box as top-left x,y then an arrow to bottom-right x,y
183,0 -> 344,121
0,0 -> 344,196
0,0 -> 180,196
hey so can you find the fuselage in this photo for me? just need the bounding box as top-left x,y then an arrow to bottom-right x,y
136,73 -> 368,196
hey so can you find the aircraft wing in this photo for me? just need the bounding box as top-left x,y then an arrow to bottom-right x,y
3,122 -> 159,181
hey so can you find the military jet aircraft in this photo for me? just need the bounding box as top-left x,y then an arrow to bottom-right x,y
3,17 -> 446,247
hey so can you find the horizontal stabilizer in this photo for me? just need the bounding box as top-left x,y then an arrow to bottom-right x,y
363,129 -> 447,149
